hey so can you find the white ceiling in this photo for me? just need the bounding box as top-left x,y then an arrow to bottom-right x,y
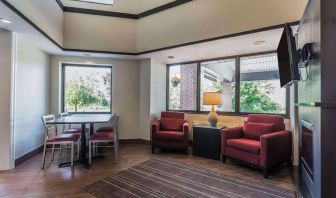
139,26 -> 298,64
61,0 -> 175,14
0,1 -> 298,64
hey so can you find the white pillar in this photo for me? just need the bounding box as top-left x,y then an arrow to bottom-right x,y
0,30 -> 16,170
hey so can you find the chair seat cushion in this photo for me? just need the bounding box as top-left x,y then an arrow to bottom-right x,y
63,128 -> 82,134
160,118 -> 185,131
47,134 -> 80,142
96,127 -> 113,133
156,130 -> 185,141
227,138 -> 261,154
243,121 -> 274,140
90,132 -> 114,141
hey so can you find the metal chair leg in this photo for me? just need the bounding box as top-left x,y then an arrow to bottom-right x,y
59,144 -> 62,156
51,144 -> 55,161
89,141 -> 92,164
77,141 -> 80,159
71,142 -> 74,167
114,142 -> 118,163
42,142 -> 47,169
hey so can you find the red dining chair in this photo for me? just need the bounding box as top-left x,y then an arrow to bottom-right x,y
89,113 -> 120,164
41,115 -> 80,168
59,112 -> 82,134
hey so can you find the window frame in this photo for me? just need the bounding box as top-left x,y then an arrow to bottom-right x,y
61,63 -> 112,114
166,51 -> 290,117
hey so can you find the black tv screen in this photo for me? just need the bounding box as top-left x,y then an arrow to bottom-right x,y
277,24 -> 300,87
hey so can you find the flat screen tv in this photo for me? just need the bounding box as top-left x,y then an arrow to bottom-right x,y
277,24 -> 300,87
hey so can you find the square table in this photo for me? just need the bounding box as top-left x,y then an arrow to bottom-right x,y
192,125 -> 226,160
46,114 -> 113,169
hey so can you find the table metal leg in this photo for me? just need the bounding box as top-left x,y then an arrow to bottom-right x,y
59,123 -> 90,168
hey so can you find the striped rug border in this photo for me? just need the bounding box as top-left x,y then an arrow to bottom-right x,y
84,157 -> 297,198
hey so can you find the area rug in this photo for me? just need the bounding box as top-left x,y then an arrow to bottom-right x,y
85,157 -> 296,198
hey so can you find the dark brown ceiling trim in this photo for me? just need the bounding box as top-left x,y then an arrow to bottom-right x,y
63,48 -> 137,56
1,0 -> 300,56
55,0 -> 64,10
137,21 -> 300,55
55,0 -> 192,19
63,6 -> 137,19
137,0 -> 192,19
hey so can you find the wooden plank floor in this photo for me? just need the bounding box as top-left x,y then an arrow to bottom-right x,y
0,144 -> 298,197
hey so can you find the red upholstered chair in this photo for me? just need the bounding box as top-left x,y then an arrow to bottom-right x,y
41,115 -> 80,168
221,114 -> 292,178
151,112 -> 189,154
89,113 -> 120,164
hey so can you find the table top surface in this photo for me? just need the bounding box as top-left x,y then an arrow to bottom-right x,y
46,114 -> 113,124
193,124 -> 226,130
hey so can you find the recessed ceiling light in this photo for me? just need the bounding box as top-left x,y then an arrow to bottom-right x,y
0,18 -> 12,24
83,53 -> 91,57
168,56 -> 174,59
254,40 -> 266,46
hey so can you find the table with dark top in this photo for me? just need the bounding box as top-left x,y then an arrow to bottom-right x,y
46,114 -> 113,169
192,125 -> 225,160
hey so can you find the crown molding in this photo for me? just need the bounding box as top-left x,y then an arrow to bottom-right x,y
1,0 -> 300,56
56,0 -> 192,19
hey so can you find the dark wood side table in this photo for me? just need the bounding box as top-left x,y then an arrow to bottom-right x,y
192,125 -> 225,160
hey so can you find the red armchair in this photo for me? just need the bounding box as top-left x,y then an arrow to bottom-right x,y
221,114 -> 292,178
151,112 -> 189,154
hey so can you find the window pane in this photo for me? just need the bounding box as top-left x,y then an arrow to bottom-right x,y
63,65 -> 111,113
239,54 -> 286,114
168,63 -> 197,111
200,59 -> 236,112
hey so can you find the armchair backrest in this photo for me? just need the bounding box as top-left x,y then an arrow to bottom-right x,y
247,114 -> 285,132
161,112 -> 184,119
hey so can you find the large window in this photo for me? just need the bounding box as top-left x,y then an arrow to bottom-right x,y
239,54 -> 286,114
200,59 -> 235,112
62,64 -> 112,113
168,63 -> 197,111
167,52 -> 288,115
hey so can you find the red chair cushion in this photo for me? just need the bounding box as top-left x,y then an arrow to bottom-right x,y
156,131 -> 185,141
90,132 -> 114,141
63,128 -> 82,134
160,118 -> 185,131
47,134 -> 80,142
161,112 -> 184,119
243,121 -> 274,140
227,138 -> 261,154
96,127 -> 113,133
247,114 -> 285,131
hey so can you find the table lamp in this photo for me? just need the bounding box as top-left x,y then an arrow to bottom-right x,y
203,92 -> 222,127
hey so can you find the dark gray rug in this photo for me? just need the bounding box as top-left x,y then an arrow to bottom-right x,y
85,157 -> 296,198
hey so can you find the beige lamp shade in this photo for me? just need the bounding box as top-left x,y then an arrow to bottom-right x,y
203,92 -> 222,105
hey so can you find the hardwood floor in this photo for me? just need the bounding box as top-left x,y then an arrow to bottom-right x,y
0,144 -> 298,197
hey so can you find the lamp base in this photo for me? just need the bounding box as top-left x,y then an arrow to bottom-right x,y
208,105 -> 219,127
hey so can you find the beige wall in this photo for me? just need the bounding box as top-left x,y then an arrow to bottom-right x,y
7,0 -> 63,45
14,35 -> 50,159
138,59 -> 151,140
150,59 -> 166,122
137,0 -> 307,51
49,55 -> 140,139
63,12 -> 137,52
0,30 -> 14,170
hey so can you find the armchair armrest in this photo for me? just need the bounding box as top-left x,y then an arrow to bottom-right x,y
151,120 -> 160,142
221,126 -> 243,154
260,130 -> 292,168
183,121 -> 189,143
